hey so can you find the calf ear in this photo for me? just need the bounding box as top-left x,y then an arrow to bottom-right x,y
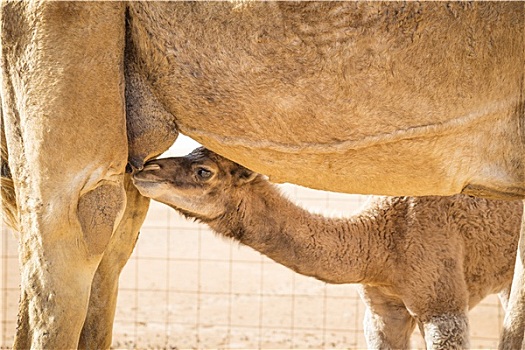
233,166 -> 258,184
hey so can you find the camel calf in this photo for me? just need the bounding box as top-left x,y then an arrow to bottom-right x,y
133,147 -> 521,349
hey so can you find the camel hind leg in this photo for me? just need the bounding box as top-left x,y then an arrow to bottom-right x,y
0,98 -> 18,231
79,174 -> 150,349
1,2 -> 127,348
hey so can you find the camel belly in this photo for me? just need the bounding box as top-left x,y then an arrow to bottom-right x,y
192,118 -> 525,198
126,2 -> 525,198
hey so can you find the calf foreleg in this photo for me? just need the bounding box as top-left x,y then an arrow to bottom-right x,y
499,220 -> 525,349
422,313 -> 469,350
358,286 -> 416,349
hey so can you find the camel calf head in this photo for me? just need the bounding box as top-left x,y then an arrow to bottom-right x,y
133,147 -> 258,219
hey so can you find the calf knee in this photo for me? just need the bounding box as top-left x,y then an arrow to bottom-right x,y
78,181 -> 125,256
423,313 -> 469,350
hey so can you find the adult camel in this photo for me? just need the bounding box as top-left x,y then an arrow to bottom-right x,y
1,2 -> 524,349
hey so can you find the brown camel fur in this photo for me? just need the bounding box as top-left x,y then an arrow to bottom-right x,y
1,2 -> 525,348
133,147 -> 522,349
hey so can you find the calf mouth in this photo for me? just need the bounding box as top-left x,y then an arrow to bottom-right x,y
142,163 -> 162,172
132,164 -> 164,183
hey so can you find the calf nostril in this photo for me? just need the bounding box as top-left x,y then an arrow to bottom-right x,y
143,163 -> 161,172
128,156 -> 145,170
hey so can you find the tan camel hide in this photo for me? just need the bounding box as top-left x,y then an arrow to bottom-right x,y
0,2 -> 524,349
133,147 -> 523,349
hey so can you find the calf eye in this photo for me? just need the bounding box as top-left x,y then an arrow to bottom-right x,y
196,167 -> 213,180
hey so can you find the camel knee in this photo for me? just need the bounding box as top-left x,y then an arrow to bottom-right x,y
78,181 -> 125,256
423,313 -> 469,350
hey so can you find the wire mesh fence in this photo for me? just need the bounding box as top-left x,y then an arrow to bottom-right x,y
1,137 -> 505,349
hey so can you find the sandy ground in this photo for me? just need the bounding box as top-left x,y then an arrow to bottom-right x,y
0,138 -> 506,349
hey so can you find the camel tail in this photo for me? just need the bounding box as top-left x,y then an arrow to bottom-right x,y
1,105 -> 19,232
